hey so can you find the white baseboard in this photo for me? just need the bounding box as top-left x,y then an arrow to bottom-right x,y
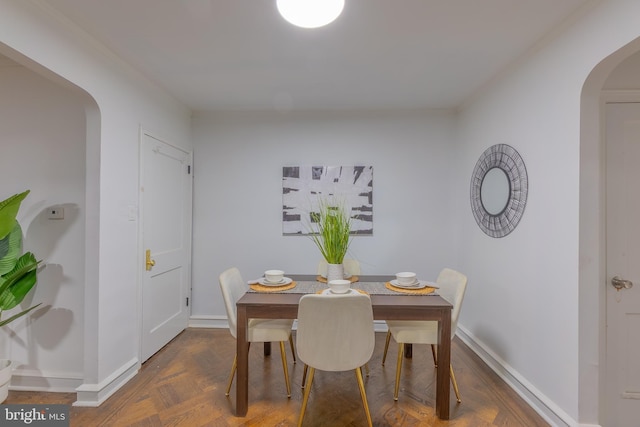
189,315 -> 390,333
74,358 -> 139,407
456,326 -> 580,427
10,369 -> 83,393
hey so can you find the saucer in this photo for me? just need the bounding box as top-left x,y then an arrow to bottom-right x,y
390,279 -> 427,289
321,288 -> 359,295
258,277 -> 293,287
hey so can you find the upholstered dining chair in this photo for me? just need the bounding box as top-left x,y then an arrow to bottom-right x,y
382,268 -> 468,402
219,267 -> 295,398
296,292 -> 375,427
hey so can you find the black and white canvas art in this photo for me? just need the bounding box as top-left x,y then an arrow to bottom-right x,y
282,166 -> 373,235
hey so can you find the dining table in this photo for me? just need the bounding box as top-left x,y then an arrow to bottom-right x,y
234,274 -> 453,419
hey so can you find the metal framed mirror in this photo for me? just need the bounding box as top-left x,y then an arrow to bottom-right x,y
470,144 -> 528,238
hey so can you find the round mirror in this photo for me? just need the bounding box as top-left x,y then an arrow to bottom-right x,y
480,167 -> 510,215
470,144 -> 528,238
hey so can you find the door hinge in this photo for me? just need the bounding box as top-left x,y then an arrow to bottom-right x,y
187,165 -> 191,175
186,297 -> 189,307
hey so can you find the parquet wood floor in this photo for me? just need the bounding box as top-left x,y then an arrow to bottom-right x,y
5,328 -> 549,426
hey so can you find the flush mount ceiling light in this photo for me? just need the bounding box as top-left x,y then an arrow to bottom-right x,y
276,0 -> 345,29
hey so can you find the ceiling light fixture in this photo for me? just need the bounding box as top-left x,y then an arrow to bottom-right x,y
276,0 -> 345,29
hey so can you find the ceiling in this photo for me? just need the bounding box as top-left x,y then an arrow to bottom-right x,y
41,0 -> 592,112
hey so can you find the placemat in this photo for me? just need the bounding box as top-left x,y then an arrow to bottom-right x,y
250,281 -> 297,292
316,275 -> 359,283
384,282 -> 436,295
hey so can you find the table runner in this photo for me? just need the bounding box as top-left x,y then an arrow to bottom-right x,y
249,280 -> 438,296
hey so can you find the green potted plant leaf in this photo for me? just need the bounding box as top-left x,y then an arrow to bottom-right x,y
0,190 -> 42,402
308,198 -> 352,283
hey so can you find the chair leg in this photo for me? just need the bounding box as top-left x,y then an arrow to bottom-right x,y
382,330 -> 392,365
297,367 -> 315,427
225,353 -> 237,396
279,341 -> 292,398
431,344 -> 438,367
394,343 -> 404,401
355,367 -> 373,427
301,364 -> 308,388
289,334 -> 297,364
450,364 -> 461,403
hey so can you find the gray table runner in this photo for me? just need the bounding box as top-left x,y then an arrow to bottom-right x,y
248,280 -> 438,296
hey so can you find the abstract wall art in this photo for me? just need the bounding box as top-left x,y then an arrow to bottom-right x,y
282,165 -> 373,235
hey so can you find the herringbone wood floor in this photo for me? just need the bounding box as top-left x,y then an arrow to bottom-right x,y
5,328 -> 549,426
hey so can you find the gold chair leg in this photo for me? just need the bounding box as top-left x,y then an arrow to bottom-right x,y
301,364 -> 308,388
394,343 -> 404,401
279,341 -> 292,397
289,334 -> 297,364
382,330 -> 392,365
297,367 -> 315,427
355,367 -> 373,427
450,364 -> 461,403
431,344 -> 438,367
225,353 -> 237,396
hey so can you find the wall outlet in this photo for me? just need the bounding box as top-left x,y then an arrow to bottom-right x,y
47,207 -> 64,220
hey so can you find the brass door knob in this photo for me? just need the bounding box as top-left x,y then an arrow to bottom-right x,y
146,249 -> 156,271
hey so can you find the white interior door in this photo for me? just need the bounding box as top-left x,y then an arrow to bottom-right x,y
140,132 -> 192,362
605,102 -> 640,426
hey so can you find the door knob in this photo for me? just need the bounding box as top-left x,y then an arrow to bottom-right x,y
611,276 -> 633,291
146,249 -> 156,271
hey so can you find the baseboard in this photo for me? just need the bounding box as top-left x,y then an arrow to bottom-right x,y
74,358 -> 139,407
456,326 -> 579,427
10,369 -> 83,393
189,315 -> 390,333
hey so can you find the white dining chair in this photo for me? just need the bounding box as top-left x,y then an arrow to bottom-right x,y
296,292 -> 375,427
382,268 -> 468,402
317,258 -> 361,277
219,267 -> 295,398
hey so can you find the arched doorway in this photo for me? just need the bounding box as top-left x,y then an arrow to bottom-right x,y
580,37 -> 640,426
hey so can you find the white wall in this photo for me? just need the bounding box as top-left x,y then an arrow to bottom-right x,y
191,109 -> 457,318
455,1 -> 640,425
0,60 -> 86,384
0,0 -> 192,403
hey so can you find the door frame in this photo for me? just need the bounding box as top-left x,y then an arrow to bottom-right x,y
599,90 -> 640,424
136,127 -> 193,361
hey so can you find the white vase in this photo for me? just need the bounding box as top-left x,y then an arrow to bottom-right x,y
0,359 -> 12,403
326,263 -> 344,283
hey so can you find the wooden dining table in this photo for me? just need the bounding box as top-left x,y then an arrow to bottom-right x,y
234,274 -> 453,419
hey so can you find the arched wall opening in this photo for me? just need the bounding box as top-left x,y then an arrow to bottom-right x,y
0,42 -> 100,391
579,36 -> 640,424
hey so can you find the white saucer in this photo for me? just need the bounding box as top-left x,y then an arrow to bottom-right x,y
390,279 -> 428,289
258,277 -> 293,286
321,288 -> 359,295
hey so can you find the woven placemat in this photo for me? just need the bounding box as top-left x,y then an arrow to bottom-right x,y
316,275 -> 360,284
250,281 -> 297,292
385,282 -> 436,295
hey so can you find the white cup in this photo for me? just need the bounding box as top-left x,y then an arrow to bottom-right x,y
264,269 -> 285,283
396,272 -> 417,285
328,279 -> 351,294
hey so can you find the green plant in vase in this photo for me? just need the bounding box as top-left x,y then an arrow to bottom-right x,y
309,198 -> 352,283
0,190 -> 42,327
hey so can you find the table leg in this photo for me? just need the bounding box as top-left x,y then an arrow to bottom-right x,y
435,310 -> 451,419
404,343 -> 412,358
264,342 -> 271,356
235,305 -> 249,416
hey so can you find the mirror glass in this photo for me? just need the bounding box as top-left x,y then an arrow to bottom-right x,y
481,167 -> 510,215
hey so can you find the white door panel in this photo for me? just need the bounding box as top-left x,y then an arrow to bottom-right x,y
605,102 -> 640,426
140,133 -> 192,362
